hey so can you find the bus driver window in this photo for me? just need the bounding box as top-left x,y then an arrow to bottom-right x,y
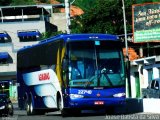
69,61 -> 82,80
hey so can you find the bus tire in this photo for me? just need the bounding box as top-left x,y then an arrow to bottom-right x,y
26,99 -> 35,115
26,100 -> 31,115
36,110 -> 45,115
61,109 -> 68,117
72,109 -> 81,116
57,96 -> 62,111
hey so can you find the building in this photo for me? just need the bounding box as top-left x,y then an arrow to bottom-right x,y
0,4 -> 67,101
119,33 -> 160,98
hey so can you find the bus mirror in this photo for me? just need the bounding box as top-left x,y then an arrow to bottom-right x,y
62,56 -> 68,72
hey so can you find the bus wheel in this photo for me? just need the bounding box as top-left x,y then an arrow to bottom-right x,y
26,100 -> 31,115
57,97 -> 62,111
29,101 -> 34,115
26,99 -> 35,115
61,109 -> 68,117
69,109 -> 81,116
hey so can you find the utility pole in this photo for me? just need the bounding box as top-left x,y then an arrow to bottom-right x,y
65,0 -> 71,34
122,0 -> 128,59
122,0 -> 131,97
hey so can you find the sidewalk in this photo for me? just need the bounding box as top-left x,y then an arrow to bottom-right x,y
121,98 -> 160,114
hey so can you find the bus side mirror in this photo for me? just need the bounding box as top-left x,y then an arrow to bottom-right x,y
62,56 -> 69,73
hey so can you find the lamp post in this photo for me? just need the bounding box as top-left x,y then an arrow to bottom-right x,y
122,0 -> 128,59
65,0 -> 71,34
122,0 -> 131,97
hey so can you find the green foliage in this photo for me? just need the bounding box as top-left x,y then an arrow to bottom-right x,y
11,0 -> 36,5
71,0 -> 135,34
39,0 -> 50,3
40,31 -> 64,40
56,0 -> 63,3
71,0 -> 96,12
0,0 -> 12,6
136,0 -> 160,3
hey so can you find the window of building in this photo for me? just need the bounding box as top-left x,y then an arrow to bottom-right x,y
0,32 -> 10,43
0,52 -> 10,64
17,30 -> 41,42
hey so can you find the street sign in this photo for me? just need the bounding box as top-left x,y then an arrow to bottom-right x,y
132,2 -> 160,43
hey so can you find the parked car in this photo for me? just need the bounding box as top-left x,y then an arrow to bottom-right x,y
142,78 -> 160,98
0,94 -> 13,116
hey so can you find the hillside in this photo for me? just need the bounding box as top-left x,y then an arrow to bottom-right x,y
36,0 -> 84,17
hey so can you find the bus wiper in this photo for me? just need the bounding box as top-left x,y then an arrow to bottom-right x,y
84,68 -> 114,87
100,68 -> 113,86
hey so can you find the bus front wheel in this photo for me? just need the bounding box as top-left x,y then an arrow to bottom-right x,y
26,99 -> 35,115
57,97 -> 62,111
26,100 -> 30,115
61,109 -> 68,117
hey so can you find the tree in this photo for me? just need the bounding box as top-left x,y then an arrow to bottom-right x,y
71,0 -> 135,34
11,0 -> 36,5
40,31 -> 64,40
136,0 -> 160,3
71,0 -> 96,12
0,0 -> 12,6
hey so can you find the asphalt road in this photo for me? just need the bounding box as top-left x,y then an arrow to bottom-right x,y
2,103 -> 160,120
3,109 -> 107,120
3,109 -> 160,120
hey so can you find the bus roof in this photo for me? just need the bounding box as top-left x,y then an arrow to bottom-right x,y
18,33 -> 119,52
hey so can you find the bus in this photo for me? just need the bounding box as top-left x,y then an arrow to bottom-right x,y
17,34 -> 126,116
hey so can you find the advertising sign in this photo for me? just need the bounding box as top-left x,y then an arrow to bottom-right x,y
132,2 -> 160,43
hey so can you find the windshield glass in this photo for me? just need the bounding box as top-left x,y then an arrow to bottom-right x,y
67,40 -> 125,88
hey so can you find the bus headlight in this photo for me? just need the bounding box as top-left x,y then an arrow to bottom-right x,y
113,93 -> 125,97
70,94 -> 84,99
0,105 -> 5,110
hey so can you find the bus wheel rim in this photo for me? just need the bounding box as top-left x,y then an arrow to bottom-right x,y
26,104 -> 30,113
30,102 -> 33,113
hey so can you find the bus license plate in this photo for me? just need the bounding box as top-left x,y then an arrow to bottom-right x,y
94,101 -> 104,105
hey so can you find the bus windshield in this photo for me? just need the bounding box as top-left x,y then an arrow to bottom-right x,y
67,40 -> 125,88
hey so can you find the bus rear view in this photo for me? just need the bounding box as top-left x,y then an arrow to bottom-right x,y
17,34 -> 126,116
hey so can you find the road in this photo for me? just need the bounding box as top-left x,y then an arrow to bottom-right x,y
3,110 -> 160,120
2,103 -> 160,120
3,109 -> 107,120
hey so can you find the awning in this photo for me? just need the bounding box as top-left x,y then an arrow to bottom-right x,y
0,33 -> 8,38
17,31 -> 41,37
0,52 -> 9,59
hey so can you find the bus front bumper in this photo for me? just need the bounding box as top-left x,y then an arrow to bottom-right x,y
66,98 -> 126,109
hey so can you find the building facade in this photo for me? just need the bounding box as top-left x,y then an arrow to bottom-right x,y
130,56 -> 160,98
0,4 -> 67,101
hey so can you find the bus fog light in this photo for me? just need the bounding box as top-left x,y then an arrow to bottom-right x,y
113,93 -> 125,97
70,94 -> 84,99
0,105 -> 5,110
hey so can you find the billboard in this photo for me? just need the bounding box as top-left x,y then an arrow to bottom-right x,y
132,2 -> 160,43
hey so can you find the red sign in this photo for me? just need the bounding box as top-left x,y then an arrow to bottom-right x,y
94,101 -> 104,105
39,72 -> 50,81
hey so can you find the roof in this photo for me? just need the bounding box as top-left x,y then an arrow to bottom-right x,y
0,4 -> 64,16
18,33 -> 119,52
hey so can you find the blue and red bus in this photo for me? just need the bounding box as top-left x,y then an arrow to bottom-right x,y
17,34 -> 126,116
